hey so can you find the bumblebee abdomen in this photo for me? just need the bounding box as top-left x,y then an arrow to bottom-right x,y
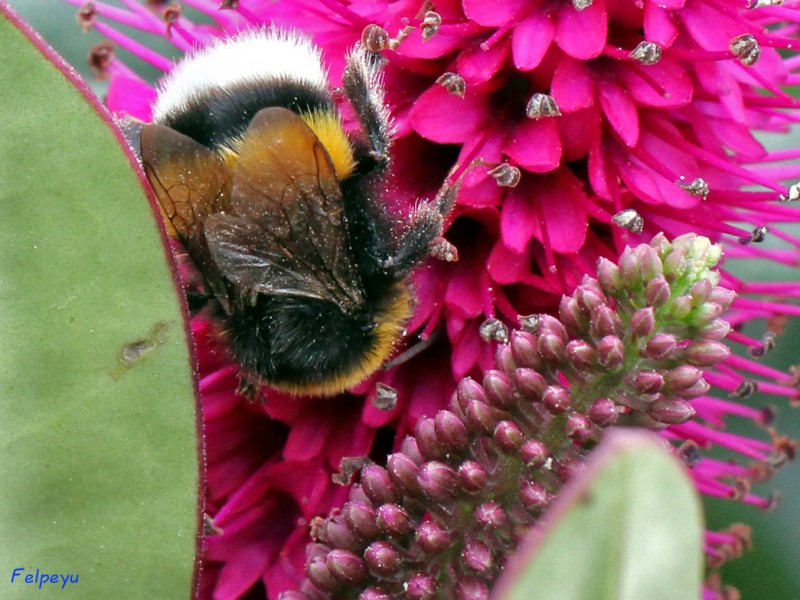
223,284 -> 411,396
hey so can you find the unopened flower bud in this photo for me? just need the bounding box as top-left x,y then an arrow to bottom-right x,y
596,257 -> 622,295
327,549 -> 367,584
475,501 -> 509,529
466,399 -> 501,433
519,480 -> 550,510
627,370 -> 664,394
644,275 -> 671,306
708,286 -> 736,309
416,519 -> 452,554
663,365 -> 703,393
361,465 -> 396,506
575,283 -> 606,313
680,378 -> 711,398
538,331 -> 566,364
559,296 -> 586,337
565,413 -> 592,442
700,318 -> 732,341
387,453 -> 421,494
462,539 -> 494,574
320,516 -> 360,551
280,592 -> 313,600
458,460 -> 489,491
407,573 -> 438,599
597,335 -> 625,370
588,398 -> 618,427
360,588 -> 392,600
685,340 -> 731,366
495,344 -> 517,377
434,410 -> 469,449
648,398 -> 696,424
343,501 -> 380,540
376,504 -> 412,536
630,307 -> 655,338
618,246 -> 641,288
418,461 -> 459,502
307,556 -> 338,591
514,367 -> 547,398
645,333 -> 678,359
483,370 -> 515,409
364,541 -> 402,576
400,436 -> 424,464
457,378 -> 487,412
566,339 -> 596,372
494,420 -> 525,452
415,417 -> 446,460
672,295 -> 693,319
639,246 -> 664,281
520,439 -> 549,468
543,385 -> 571,414
539,314 -> 569,340
693,302 -> 724,325
456,576 -> 490,600
510,330 -> 540,368
591,305 -> 623,339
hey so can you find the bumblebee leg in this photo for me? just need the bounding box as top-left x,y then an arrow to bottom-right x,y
390,180 -> 460,273
342,46 -> 392,170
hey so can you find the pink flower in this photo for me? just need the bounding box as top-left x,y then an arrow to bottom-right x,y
59,0 -> 800,598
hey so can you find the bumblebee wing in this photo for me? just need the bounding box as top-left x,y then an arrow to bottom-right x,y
140,123 -> 231,241
140,123 -> 232,298
205,107 -> 364,310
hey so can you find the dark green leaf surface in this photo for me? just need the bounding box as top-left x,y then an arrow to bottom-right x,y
0,6 -> 199,598
494,430 -> 703,600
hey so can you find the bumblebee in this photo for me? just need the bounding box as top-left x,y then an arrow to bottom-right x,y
131,29 -> 456,396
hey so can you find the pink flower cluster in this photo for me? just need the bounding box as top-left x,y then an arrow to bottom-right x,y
60,0 -> 800,598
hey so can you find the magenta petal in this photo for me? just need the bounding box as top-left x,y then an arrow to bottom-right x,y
463,0 -> 527,27
395,27 -> 474,59
512,11 -> 554,71
588,139 -> 614,201
643,3 -> 679,46
213,543 -> 274,600
458,132 -> 506,207
551,56 -> 595,112
488,240 -> 532,285
558,104 -> 602,162
445,259 -> 484,319
283,412 -> 329,460
554,0 -> 608,60
505,118 -> 562,173
529,168 -> 589,254
458,36 -> 510,84
410,84 -> 488,143
618,58 -> 692,109
501,171 -> 589,254
598,80 -> 640,147
500,180 -> 538,253
449,320 -> 485,379
610,143 -> 698,208
106,73 -> 156,121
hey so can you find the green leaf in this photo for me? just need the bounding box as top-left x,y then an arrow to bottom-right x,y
0,6 -> 199,599
493,430 -> 704,600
